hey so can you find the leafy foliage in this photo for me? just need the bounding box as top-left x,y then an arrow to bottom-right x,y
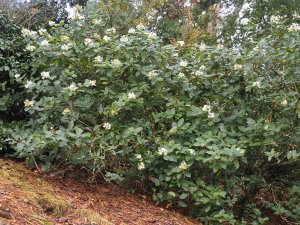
1,1 -> 300,224
0,12 -> 32,150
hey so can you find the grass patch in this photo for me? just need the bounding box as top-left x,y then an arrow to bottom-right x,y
76,208 -> 113,225
33,193 -> 71,217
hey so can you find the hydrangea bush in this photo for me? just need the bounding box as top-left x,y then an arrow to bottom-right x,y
6,3 -> 300,224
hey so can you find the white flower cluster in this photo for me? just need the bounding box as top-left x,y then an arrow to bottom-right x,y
128,92 -> 136,100
49,21 -> 55,26
68,5 -> 85,20
183,0 -> 192,8
195,65 -> 206,76
120,35 -> 129,43
199,43 -> 206,51
178,72 -> 185,78
103,36 -> 111,42
40,40 -> 49,46
111,59 -> 122,67
217,44 -> 224,49
38,28 -> 47,35
179,161 -> 189,171
281,99 -> 288,106
147,70 -> 159,78
234,64 -> 243,70
67,83 -> 78,92
288,23 -> 300,32
25,81 -> 34,89
252,81 -> 261,88
103,122 -> 111,130
136,154 -> 145,170
62,108 -> 71,115
179,60 -> 188,67
240,18 -> 250,25
128,28 -> 136,34
270,15 -> 281,24
92,18 -> 102,25
202,104 -> 215,119
61,35 -> 70,42
24,99 -> 34,107
147,32 -> 158,40
136,24 -> 146,30
84,38 -> 93,46
137,161 -> 145,170
84,79 -> 96,87
237,148 -> 246,155
21,28 -> 37,37
158,147 -> 168,156
61,43 -> 72,51
177,41 -> 185,46
26,45 -> 36,52
105,27 -> 116,34
188,149 -> 196,155
41,71 -> 50,79
94,56 -> 103,63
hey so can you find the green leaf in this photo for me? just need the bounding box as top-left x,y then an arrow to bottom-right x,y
169,127 -> 178,134
179,193 -> 189,199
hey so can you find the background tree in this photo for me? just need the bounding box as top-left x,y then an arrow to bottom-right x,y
0,0 -> 89,28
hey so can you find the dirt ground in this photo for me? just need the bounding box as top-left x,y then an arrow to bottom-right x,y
0,158 -> 199,225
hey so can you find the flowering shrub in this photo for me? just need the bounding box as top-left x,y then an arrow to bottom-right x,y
5,3 -> 300,224
0,12 -> 32,149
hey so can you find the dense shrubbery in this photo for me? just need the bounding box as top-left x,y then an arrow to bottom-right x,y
1,2 -> 300,224
0,12 -> 32,149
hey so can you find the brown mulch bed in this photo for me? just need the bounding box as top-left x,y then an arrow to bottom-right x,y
0,158 -> 199,225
